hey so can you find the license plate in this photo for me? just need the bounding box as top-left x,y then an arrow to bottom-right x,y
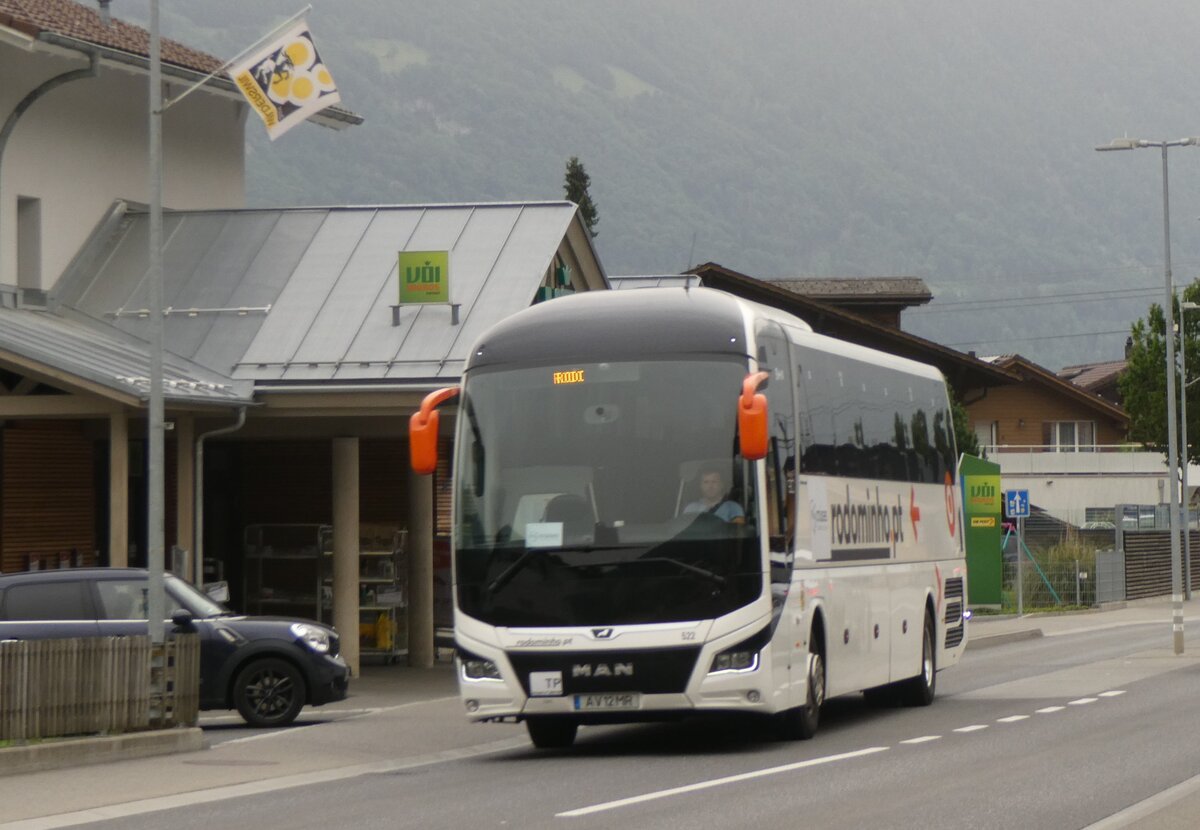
573,692 -> 641,711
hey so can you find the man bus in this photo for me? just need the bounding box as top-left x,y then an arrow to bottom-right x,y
410,286 -> 966,748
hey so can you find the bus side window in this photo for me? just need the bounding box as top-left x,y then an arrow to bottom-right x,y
756,322 -> 795,555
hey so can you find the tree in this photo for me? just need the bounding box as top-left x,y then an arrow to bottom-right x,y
563,156 -> 599,238
949,384 -> 980,458
1119,279 -> 1200,466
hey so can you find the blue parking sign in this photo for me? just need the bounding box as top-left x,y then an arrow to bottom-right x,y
1005,489 -> 1030,518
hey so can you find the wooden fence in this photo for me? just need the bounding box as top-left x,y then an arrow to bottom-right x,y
0,635 -> 199,741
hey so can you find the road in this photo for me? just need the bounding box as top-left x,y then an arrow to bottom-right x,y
10,622 -> 1200,830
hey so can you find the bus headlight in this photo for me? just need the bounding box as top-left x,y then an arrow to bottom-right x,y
708,626 -> 770,675
458,648 -> 503,681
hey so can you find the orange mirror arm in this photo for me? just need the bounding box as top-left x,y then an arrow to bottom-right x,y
741,371 -> 769,408
413,386 -> 460,429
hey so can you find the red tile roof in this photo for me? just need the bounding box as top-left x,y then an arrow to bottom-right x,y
0,0 -> 222,74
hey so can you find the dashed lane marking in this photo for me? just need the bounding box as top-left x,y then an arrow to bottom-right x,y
997,715 -> 1029,723
900,735 -> 942,744
1068,697 -> 1098,705
1037,705 -> 1066,713
555,747 -> 890,817
954,725 -> 988,733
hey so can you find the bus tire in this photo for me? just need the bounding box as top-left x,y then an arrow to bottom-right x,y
900,611 -> 936,707
526,717 -> 578,749
778,649 -> 824,740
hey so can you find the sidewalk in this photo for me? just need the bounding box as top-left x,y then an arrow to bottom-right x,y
966,596 -> 1200,650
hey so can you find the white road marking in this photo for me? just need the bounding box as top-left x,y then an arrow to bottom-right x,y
1068,697 -> 1098,705
997,715 -> 1029,723
555,746 -> 889,817
1098,690 -> 1126,698
1036,706 -> 1065,713
899,735 -> 941,744
954,724 -> 988,733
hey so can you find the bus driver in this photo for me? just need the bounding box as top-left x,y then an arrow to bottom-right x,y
683,466 -> 745,524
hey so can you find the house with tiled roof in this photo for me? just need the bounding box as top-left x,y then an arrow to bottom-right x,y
1058,359 -> 1127,406
0,0 -> 359,296
767,276 -> 933,329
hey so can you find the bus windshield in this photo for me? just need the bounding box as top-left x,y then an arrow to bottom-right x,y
454,356 -> 762,627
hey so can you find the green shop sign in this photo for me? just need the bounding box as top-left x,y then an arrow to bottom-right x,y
960,454 -> 1002,606
398,251 -> 449,304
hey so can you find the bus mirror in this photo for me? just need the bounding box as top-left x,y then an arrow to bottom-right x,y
409,386 -> 460,474
739,371 -> 770,460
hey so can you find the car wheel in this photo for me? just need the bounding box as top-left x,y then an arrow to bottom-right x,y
233,657 -> 307,727
526,717 -> 578,749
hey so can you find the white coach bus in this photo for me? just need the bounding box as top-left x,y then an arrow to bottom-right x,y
410,286 -> 967,748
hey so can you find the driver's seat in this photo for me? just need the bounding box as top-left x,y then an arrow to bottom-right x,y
542,494 -> 594,543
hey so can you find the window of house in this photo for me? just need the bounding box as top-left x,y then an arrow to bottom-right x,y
17,196 -> 41,290
973,420 -> 998,453
1042,420 -> 1095,452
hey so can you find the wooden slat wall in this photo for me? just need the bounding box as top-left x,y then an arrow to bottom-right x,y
2,421 -> 95,573
1121,531 -> 1200,599
435,437 -> 453,536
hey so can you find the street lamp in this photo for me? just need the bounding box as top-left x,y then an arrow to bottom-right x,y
1097,136 -> 1200,655
1182,299 -> 1200,600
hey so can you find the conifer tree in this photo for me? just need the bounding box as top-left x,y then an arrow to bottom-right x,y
563,156 -> 599,238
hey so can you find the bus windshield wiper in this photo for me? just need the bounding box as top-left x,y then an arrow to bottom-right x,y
484,545 -> 624,596
629,557 -> 727,586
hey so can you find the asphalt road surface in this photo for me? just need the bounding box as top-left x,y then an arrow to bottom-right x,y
36,623 -> 1200,830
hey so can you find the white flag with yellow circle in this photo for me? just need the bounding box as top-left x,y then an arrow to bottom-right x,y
227,17 -> 340,141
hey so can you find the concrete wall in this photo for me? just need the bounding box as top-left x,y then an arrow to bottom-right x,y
0,46 -> 246,289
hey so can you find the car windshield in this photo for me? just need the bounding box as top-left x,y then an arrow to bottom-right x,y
453,356 -> 763,626
164,574 -> 231,618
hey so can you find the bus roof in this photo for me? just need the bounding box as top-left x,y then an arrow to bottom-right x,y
469,286 -> 944,383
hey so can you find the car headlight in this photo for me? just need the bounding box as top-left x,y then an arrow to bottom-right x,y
457,648 -> 503,682
291,622 -> 332,654
708,626 -> 771,675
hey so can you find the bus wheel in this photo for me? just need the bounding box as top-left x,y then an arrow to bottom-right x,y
526,717 -> 578,749
901,612 -> 936,707
778,650 -> 824,740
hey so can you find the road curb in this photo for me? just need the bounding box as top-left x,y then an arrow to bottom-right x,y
0,727 -> 205,777
965,628 -> 1044,650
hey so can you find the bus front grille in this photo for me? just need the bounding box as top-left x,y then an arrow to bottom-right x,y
507,647 -> 702,696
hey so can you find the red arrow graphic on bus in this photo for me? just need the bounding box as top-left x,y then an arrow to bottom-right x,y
909,486 -> 921,542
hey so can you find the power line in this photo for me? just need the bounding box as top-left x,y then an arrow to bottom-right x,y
946,328 -> 1129,348
909,283 -> 1160,312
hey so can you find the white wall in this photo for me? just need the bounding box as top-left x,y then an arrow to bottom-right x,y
0,45 -> 246,289
987,448 -> 1200,526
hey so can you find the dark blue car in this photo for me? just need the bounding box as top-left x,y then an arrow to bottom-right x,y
0,568 -> 349,727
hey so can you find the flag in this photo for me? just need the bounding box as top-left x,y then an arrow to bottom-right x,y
227,17 -> 340,141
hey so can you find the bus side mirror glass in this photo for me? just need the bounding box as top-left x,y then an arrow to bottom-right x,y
739,371 -> 769,460
409,386 -> 460,474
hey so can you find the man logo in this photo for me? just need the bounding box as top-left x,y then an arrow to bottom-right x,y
572,663 -> 633,677
591,627 -> 615,639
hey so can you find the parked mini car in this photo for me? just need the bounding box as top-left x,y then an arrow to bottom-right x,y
0,568 -> 349,727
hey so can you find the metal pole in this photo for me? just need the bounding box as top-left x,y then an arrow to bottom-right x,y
1182,305 -> 1193,600
1016,515 -> 1024,617
1160,144 -> 1185,655
147,0 -> 166,650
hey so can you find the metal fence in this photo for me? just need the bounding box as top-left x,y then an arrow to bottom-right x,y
1002,559 -> 1095,612
0,635 -> 199,741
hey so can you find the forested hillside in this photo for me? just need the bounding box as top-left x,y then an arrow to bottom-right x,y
146,0 -> 1200,369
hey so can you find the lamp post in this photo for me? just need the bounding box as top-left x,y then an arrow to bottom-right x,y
1182,299 -> 1199,600
1097,136 -> 1200,655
